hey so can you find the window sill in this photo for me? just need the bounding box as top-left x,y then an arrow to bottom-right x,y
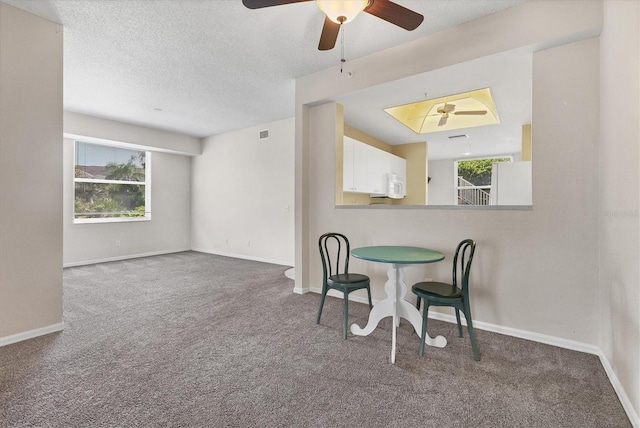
74,216 -> 151,225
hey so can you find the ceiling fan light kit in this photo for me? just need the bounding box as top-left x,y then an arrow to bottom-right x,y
317,0 -> 370,24
242,0 -> 424,51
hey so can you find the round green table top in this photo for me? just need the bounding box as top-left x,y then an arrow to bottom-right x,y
351,246 -> 445,264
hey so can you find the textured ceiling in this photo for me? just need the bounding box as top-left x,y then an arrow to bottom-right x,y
2,0 -> 528,139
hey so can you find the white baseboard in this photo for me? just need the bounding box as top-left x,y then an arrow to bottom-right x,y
307,286 -> 374,303
598,349 -> 640,428
305,287 -> 638,426
0,322 -> 64,347
427,310 -> 601,355
64,248 -> 294,269
63,249 -> 191,268
192,248 -> 293,267
284,268 -> 295,279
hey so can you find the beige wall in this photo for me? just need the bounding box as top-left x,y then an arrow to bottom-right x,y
64,111 -> 201,156
191,118 -> 295,266
599,0 -> 640,419
0,4 -> 63,341
344,124 -> 392,152
392,142 -> 427,206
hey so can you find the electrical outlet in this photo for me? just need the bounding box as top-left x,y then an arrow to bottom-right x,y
115,240 -> 121,247
247,240 -> 251,247
225,239 -> 229,245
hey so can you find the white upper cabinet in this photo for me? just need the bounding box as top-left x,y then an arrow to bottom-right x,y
343,136 -> 406,196
343,136 -> 368,192
365,144 -> 388,195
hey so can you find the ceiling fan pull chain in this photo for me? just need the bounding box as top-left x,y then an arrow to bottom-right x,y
340,25 -> 345,73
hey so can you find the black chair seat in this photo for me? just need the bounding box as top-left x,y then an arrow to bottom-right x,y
412,281 -> 462,299
328,273 -> 369,287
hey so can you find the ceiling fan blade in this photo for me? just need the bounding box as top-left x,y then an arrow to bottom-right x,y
438,114 -> 448,127
453,110 -> 488,115
242,0 -> 312,9
364,0 -> 424,31
318,16 -> 341,51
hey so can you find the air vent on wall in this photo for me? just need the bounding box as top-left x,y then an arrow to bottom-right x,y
259,129 -> 270,140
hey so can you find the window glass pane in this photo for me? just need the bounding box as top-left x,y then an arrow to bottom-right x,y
75,142 -> 146,182
457,157 -> 510,186
75,182 -> 147,219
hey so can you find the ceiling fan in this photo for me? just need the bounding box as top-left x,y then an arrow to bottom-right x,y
242,0 -> 424,51
433,103 -> 488,127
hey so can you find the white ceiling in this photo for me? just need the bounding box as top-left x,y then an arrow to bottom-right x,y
2,0 -> 528,140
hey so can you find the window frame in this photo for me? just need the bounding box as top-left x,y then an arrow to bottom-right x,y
73,140 -> 152,224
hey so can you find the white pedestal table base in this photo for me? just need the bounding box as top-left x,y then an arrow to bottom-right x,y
350,263 -> 447,363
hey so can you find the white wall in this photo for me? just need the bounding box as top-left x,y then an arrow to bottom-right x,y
63,113 -> 197,266
0,4 -> 63,342
599,0 -> 640,420
191,118 -> 295,266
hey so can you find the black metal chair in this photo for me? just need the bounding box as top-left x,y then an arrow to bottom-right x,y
317,233 -> 373,339
412,239 -> 479,361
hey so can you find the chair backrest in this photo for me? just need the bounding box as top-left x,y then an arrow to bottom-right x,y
318,233 -> 351,280
452,239 -> 476,294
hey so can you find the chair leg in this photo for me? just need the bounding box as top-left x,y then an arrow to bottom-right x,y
366,285 -> 373,310
462,302 -> 479,361
455,309 -> 463,338
343,292 -> 349,340
316,285 -> 327,324
419,302 -> 430,357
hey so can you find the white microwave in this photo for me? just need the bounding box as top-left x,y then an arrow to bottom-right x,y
387,173 -> 406,199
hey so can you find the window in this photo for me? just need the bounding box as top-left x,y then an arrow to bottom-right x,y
74,141 -> 150,222
455,157 -> 511,205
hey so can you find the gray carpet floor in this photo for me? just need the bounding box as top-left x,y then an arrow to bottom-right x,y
0,251 -> 631,427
